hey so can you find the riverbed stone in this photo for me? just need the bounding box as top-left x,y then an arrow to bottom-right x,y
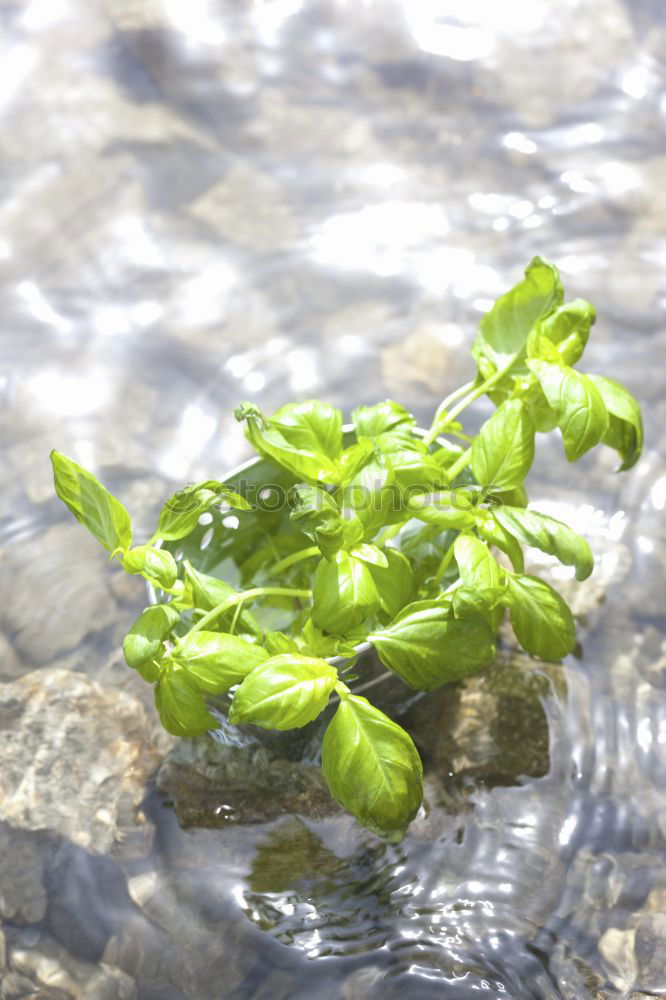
2,926 -> 137,1000
0,632 -> 22,681
0,668 -> 167,853
0,523 -> 116,665
156,730 -> 341,829
474,0 -> 633,127
635,912 -> 666,993
405,652 -> 554,802
599,927 -> 638,993
0,826 -> 50,924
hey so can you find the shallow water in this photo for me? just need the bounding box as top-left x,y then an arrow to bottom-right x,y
1,1 -> 665,997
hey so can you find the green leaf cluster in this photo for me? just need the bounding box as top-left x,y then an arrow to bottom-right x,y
50,257 -> 643,841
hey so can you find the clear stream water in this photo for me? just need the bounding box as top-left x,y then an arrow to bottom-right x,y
0,1 -> 665,997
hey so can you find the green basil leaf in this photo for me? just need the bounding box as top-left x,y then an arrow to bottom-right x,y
289,483 -> 344,559
312,551 -> 379,634
122,604 -> 180,680
50,450 -> 132,553
369,603 -> 496,690
156,481 -> 251,542
520,379 -> 558,433
526,328 -> 564,364
494,505 -> 594,581
389,597 -> 448,624
494,484 -> 528,508
122,545 -> 178,589
167,578 -> 195,611
337,440 -> 374,484
351,543 -> 388,568
454,533 -> 502,589
376,432 -> 445,491
453,533 -> 504,629
475,515 -> 525,574
505,573 -> 575,660
183,561 -> 261,636
340,455 -> 397,537
155,664 -> 217,738
406,496 -> 477,531
535,298 -> 595,365
398,522 -> 458,591
183,560 -> 235,611
296,619 -> 360,658
352,401 -> 416,438
228,654 -> 338,730
271,399 -> 344,461
264,631 -> 300,655
471,257 -> 563,376
172,631 -> 269,694
471,399 -> 535,491
367,548 -> 415,620
451,585 -> 506,621
431,441 -> 466,470
237,403 -> 340,485
588,375 -> 643,471
321,695 -> 423,842
340,508 -> 365,548
527,360 -> 609,461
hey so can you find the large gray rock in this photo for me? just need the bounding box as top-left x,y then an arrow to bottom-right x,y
0,523 -> 116,665
0,826 -> 50,925
0,668 -> 170,853
0,632 -> 21,682
635,912 -> 666,993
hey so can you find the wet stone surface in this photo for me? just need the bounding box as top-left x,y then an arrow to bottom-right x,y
0,668 -> 168,854
156,736 -> 342,829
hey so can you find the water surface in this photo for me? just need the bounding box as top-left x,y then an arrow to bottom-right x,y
0,1 -> 665,997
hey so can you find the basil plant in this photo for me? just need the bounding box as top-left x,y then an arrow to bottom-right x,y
52,258 -> 642,841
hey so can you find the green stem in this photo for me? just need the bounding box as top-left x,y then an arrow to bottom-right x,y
374,522 -> 403,547
269,545 -> 320,576
445,371 -> 502,423
425,361 -> 518,447
229,600 -> 243,636
434,544 -> 456,583
446,446 -> 472,482
188,586 -> 312,636
425,380 -> 475,444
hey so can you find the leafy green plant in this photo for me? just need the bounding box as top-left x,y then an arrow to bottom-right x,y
51,258 -> 643,842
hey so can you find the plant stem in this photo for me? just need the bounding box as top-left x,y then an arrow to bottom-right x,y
434,544 -> 456,583
269,545 -> 320,576
425,380 -> 475,444
446,446 -> 472,481
374,522 -> 403,547
188,586 -> 312,636
229,600 -> 243,636
424,361 -> 518,447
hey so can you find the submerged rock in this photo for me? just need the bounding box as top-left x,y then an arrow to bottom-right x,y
1,925 -> 137,1000
0,523 -> 115,665
599,927 -> 638,993
156,731 -> 341,829
635,912 -> 666,993
405,651 -> 557,807
0,668 -> 170,853
0,826 -> 50,925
